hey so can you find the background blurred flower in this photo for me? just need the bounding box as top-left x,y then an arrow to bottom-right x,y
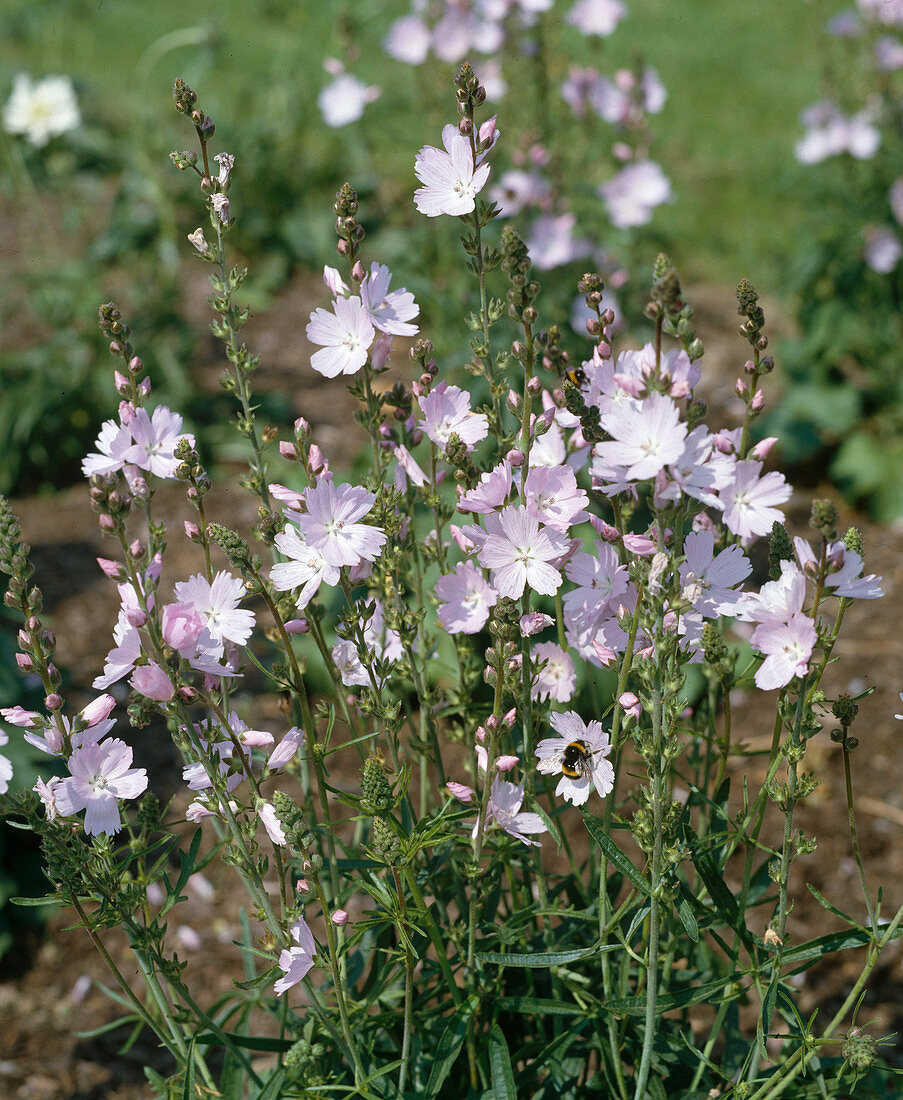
3,73 -> 80,146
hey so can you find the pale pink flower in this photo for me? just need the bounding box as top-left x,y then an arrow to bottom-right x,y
531,642 -> 577,702
267,726 -> 305,771
793,538 -> 883,599
735,560 -> 808,625
82,417 -> 132,477
271,526 -> 340,609
34,775 -> 60,819
595,392 -> 687,482
274,916 -> 317,996
174,572 -> 255,649
55,738 -> 148,835
161,602 -> 206,653
520,611 -> 554,637
435,561 -> 497,634
458,462 -> 513,513
536,711 -> 614,805
383,15 -> 431,64
295,481 -> 386,568
360,262 -> 419,336
489,169 -> 550,217
481,778 -> 547,846
679,529 -> 752,618
599,161 -> 672,229
0,730 -> 11,794
414,124 -> 491,217
526,212 -> 593,270
122,406 -> 194,479
306,296 -> 375,378
317,73 -> 380,128
795,101 -> 880,163
258,802 -> 287,846
566,0 -> 627,36
130,662 -> 175,702
720,460 -> 791,541
478,505 -> 569,599
863,226 -> 902,273
419,382 -> 489,449
393,445 -> 428,489
751,614 -> 817,690
523,465 -> 589,531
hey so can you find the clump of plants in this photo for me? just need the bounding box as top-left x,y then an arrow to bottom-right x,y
774,0 -> 903,519
0,69 -> 897,1099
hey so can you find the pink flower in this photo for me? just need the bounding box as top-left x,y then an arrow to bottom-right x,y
331,908 -> 350,926
267,726 -> 305,771
531,642 -> 577,703
435,561 -> 497,634
174,571 -> 255,650
678,529 -> 751,618
523,465 -> 589,531
122,406 -> 194,479
520,611 -> 554,637
306,296 -> 375,378
55,738 -> 148,835
720,460 -> 791,541
478,505 -> 568,599
595,392 -> 687,482
295,481 -> 386,568
274,916 -> 317,996
271,527 -> 340,609
0,730 -> 11,794
161,602 -> 206,653
599,161 -> 672,229
481,778 -> 547,846
360,262 -> 419,336
566,0 -> 627,37
130,662 -> 175,702
258,802 -> 287,846
419,382 -> 489,449
383,15 -> 431,64
448,781 -> 474,802
751,614 -> 817,690
414,124 -> 491,218
458,462 -> 513,513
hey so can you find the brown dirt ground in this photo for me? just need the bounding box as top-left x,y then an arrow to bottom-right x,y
3,276 -> 903,1098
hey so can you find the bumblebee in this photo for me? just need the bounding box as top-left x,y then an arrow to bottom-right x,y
560,739 -> 594,781
563,365 -> 587,389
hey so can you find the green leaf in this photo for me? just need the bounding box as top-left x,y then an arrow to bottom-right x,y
477,944 -> 617,968
782,924 -> 903,968
424,997 -> 477,1098
254,1068 -> 287,1100
181,1036 -> 197,1100
603,974 -> 736,1016
676,891 -> 699,942
805,884 -> 866,931
10,894 -> 60,907
488,1025 -> 516,1100
160,827 -> 203,918
580,811 -> 650,896
495,996 -> 584,1017
757,976 -> 779,1058
195,1031 -> 293,1052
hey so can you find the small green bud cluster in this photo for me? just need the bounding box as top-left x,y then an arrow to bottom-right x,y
206,523 -> 261,578
333,182 -> 364,267
810,498 -> 840,542
843,526 -> 864,555
736,277 -> 767,352
768,521 -> 795,581
830,693 -> 860,749
174,437 -> 211,503
842,1028 -> 877,1072
172,78 -> 214,140
453,61 -> 486,121
501,225 -> 539,326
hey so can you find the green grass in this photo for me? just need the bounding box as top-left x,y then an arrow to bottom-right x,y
1,0 -> 845,290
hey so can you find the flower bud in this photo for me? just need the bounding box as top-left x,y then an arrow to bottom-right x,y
331,908 -> 349,926
45,693 -> 62,710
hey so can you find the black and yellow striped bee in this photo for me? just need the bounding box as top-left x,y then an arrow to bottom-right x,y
563,365 -> 587,389
559,739 -> 596,781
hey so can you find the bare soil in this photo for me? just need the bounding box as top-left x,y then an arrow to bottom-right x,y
3,276 -> 903,1098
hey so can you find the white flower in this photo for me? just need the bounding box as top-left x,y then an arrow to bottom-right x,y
536,711 -> 614,806
318,74 -> 380,128
599,161 -> 672,229
4,74 -> 80,147
414,124 -> 491,218
306,296 -> 375,377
